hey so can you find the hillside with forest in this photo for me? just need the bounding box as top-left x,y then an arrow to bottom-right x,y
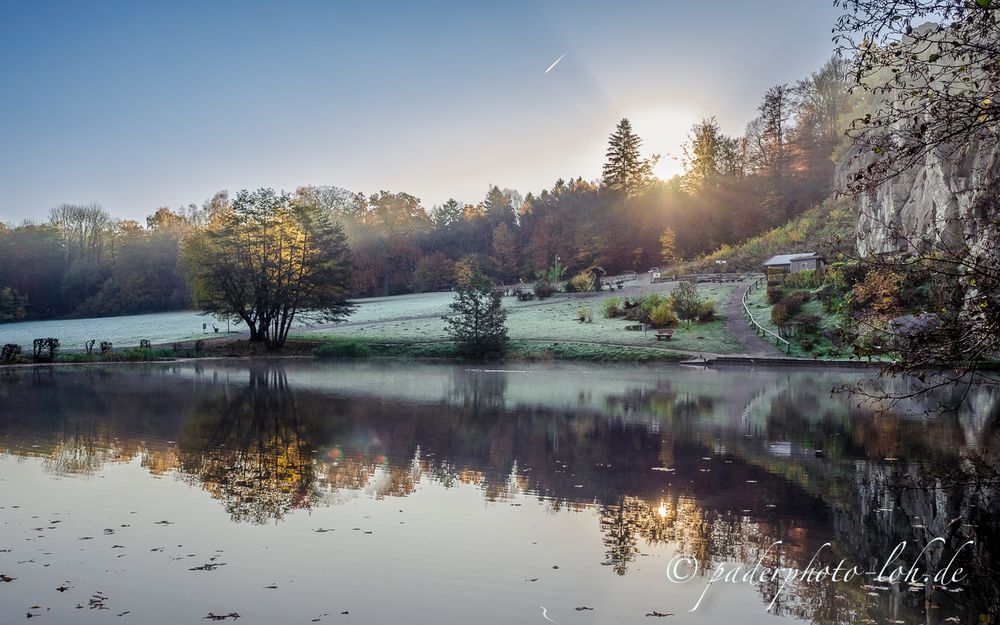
0,54 -> 856,323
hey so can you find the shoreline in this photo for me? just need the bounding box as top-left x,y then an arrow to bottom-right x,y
0,334 -> 891,370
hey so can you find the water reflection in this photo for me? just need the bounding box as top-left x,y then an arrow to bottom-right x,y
0,362 -> 997,624
178,366 -> 320,523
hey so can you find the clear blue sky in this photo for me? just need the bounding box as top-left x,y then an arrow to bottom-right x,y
0,0 -> 841,222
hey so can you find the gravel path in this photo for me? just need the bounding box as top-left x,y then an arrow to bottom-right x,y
721,281 -> 786,357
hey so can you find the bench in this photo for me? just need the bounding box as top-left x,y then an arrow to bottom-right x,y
655,329 -> 674,341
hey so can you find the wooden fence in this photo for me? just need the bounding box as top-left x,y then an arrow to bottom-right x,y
742,275 -> 791,353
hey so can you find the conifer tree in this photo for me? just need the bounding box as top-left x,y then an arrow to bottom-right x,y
602,119 -> 655,197
444,272 -> 509,357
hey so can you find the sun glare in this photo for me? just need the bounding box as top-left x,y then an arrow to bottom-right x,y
653,154 -> 683,181
627,106 -> 695,181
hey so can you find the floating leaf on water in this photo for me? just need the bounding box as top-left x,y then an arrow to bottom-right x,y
189,562 -> 227,571
204,613 -> 240,621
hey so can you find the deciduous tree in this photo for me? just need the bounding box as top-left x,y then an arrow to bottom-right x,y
183,188 -> 354,347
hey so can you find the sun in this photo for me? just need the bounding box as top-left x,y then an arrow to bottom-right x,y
627,106 -> 695,181
653,154 -> 683,181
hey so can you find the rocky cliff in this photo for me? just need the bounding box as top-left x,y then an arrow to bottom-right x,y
840,133 -> 999,257
836,23 -> 1000,257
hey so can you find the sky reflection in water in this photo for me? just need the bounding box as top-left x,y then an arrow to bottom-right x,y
0,361 -> 997,624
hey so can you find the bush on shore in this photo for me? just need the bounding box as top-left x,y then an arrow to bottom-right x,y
602,297 -> 624,318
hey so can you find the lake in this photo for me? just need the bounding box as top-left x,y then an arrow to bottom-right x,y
0,361 -> 997,624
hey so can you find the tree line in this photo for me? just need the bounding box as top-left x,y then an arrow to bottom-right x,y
0,55 -> 854,324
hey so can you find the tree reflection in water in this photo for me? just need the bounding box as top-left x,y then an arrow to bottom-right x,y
178,365 -> 322,523
0,361 -> 998,623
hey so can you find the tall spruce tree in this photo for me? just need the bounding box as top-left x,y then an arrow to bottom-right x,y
602,119 -> 655,197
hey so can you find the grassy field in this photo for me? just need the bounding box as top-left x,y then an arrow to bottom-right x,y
311,337 -> 690,363
0,282 -> 743,366
295,282 -> 742,356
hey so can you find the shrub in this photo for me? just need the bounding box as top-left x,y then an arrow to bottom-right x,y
850,268 -> 902,322
772,302 -> 791,325
785,269 -> 820,289
696,300 -> 716,321
637,293 -> 668,324
766,285 -> 784,304
818,284 -> 839,313
32,338 -> 59,361
797,314 -> 822,333
773,289 -> 810,326
533,261 -> 566,300
800,337 -> 815,351
569,272 -> 594,293
602,297 -> 624,318
1,344 -> 22,363
649,302 -> 679,327
313,339 -> 373,358
836,260 -> 868,290
534,282 -> 555,299
446,272 -> 509,357
782,291 -> 808,314
576,305 -> 593,323
669,281 -> 705,323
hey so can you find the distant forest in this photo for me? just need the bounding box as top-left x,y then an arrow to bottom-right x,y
0,57 -> 854,322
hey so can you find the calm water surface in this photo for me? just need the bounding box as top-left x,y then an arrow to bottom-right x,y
0,361 -> 997,624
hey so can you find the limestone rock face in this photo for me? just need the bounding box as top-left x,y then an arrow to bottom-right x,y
836,20 -> 999,257
839,134 -> 999,257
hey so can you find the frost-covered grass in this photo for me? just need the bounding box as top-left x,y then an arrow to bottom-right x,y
507,341 -> 688,362
310,337 -> 687,362
745,285 -> 849,359
295,282 -> 743,356
0,311 -> 217,352
342,291 -> 456,323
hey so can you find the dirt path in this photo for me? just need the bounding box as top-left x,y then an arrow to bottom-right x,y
721,281 -> 786,357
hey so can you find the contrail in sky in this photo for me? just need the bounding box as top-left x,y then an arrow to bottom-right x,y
544,52 -> 567,74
